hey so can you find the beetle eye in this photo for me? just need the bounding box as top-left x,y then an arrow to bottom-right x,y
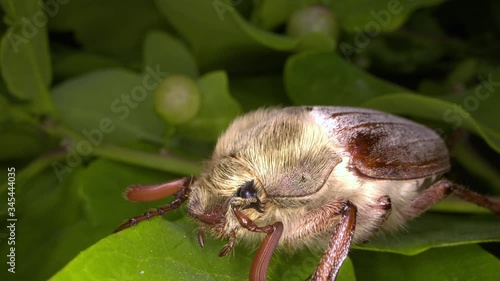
236,180 -> 257,199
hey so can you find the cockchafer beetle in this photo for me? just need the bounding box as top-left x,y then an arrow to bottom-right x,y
115,106 -> 500,281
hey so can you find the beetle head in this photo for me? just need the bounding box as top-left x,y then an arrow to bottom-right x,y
187,155 -> 268,238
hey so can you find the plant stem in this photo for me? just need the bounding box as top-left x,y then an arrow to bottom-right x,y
91,143 -> 201,175
53,124 -> 201,175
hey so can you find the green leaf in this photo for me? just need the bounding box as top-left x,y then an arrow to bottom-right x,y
49,0 -> 165,62
445,58 -> 478,86
0,0 -> 54,113
143,30 -> 199,78
285,51 -> 405,105
431,196 -> 498,214
176,71 -> 242,141
443,69 -> 500,140
31,158 -> 180,280
351,244 -> 500,281
50,218 -> 249,281
230,75 -> 291,111
79,159 -> 180,226
51,68 -> 167,144
50,208 -> 500,280
52,51 -> 123,81
154,0 -> 333,71
50,217 -> 356,281
358,213 -> 500,255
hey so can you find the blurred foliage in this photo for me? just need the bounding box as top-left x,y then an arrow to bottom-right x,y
0,0 -> 499,280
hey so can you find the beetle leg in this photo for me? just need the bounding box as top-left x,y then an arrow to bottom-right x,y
370,195 -> 391,226
407,178 -> 500,219
197,228 -> 205,248
359,195 -> 392,243
114,183 -> 191,233
311,201 -> 357,281
232,206 -> 284,281
219,230 -> 238,257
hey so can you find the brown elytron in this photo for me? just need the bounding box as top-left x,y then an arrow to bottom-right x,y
115,106 -> 500,281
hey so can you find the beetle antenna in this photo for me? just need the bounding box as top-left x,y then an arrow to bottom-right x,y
126,177 -> 192,202
114,178 -> 192,233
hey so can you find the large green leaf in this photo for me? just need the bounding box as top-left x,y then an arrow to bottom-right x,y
50,217 -> 356,281
285,51 -> 405,105
51,68 -> 167,144
49,209 -> 500,280
143,30 -> 198,78
229,75 -> 291,111
52,51 -> 123,81
33,159 -> 180,280
50,218 -> 249,281
0,0 -> 53,113
79,159 -> 179,227
358,213 -> 500,255
441,68 -> 500,142
351,244 -> 500,281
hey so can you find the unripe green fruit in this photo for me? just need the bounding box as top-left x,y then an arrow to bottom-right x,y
286,5 -> 339,42
155,75 -> 201,125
